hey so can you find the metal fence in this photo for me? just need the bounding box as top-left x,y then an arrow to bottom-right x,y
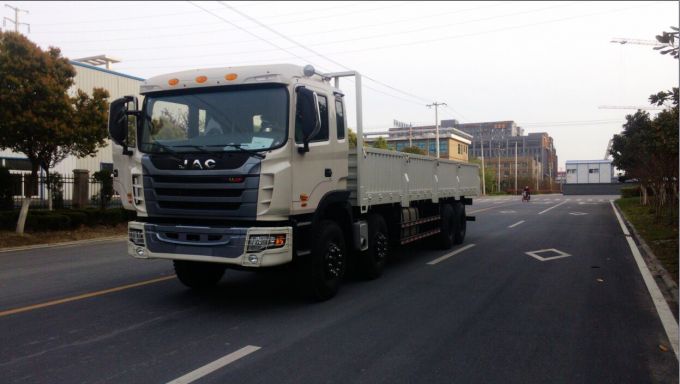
9,173 -> 121,209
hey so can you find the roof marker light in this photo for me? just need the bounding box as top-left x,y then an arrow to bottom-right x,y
168,78 -> 179,86
195,76 -> 207,84
225,73 -> 238,81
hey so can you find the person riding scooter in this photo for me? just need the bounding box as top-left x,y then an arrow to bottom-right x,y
522,186 -> 531,202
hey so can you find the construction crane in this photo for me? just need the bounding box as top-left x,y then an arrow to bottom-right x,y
598,105 -> 665,110
610,38 -> 664,46
604,138 -> 613,160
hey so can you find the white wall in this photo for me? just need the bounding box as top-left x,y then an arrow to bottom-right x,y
565,161 -> 613,184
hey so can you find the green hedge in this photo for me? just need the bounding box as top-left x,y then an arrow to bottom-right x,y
620,186 -> 640,198
0,208 -> 135,232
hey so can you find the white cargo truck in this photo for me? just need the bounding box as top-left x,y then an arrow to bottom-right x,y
108,64 -> 479,300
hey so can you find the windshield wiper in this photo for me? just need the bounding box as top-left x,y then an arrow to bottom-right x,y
174,144 -> 213,154
207,144 -> 266,159
142,141 -> 184,162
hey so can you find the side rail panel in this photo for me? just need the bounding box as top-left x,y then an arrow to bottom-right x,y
349,148 -> 480,209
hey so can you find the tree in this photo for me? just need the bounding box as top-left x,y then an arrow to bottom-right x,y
401,146 -> 426,155
654,27 -> 679,59
371,136 -> 388,149
610,88 -> 678,220
0,32 -> 110,233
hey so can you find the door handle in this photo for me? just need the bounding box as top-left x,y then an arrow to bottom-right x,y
324,168 -> 332,177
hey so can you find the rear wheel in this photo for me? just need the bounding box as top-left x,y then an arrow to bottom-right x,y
173,260 -> 226,290
437,204 -> 455,249
305,220 -> 347,301
453,202 -> 466,245
359,213 -> 389,279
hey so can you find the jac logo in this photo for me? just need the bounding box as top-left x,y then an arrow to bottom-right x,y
179,159 -> 216,170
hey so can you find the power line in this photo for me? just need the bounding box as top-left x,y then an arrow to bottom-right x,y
218,1 -> 455,112
3,4 -> 30,33
51,2 -> 503,51
186,2 -> 427,108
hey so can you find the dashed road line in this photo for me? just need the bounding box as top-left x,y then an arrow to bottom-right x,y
508,220 -> 525,228
538,200 -> 568,215
167,345 -> 261,384
427,244 -> 476,265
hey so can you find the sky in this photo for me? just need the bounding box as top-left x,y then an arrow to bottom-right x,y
4,1 -> 679,171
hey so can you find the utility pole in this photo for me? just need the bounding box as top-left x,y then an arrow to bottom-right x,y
3,4 -> 30,33
409,123 -> 412,147
514,141 -> 518,194
480,138 -> 486,195
497,143 -> 501,193
427,101 -> 446,158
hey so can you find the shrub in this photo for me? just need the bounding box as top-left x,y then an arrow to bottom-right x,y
0,167 -> 14,211
92,170 -> 114,209
48,173 -> 64,209
25,213 -> 71,231
621,186 -> 640,198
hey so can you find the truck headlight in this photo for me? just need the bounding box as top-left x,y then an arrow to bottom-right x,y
247,234 -> 286,252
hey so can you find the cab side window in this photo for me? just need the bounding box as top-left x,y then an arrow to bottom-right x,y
335,98 -> 345,140
295,93 -> 329,143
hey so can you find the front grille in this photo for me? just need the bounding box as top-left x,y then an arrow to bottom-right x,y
155,188 -> 242,198
152,175 -> 244,184
142,156 -> 260,218
158,201 -> 241,210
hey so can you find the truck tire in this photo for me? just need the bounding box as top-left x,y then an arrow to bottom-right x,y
453,202 -> 466,245
305,220 -> 347,301
173,260 -> 225,290
359,213 -> 389,279
437,203 -> 455,250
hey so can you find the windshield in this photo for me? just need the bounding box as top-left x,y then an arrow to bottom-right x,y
139,85 -> 288,154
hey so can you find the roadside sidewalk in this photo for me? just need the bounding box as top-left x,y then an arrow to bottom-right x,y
0,225 -> 127,253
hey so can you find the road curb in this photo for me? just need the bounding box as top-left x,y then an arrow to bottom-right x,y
0,235 -> 127,254
613,202 -> 679,312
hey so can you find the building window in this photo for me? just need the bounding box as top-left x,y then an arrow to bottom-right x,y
567,169 -> 576,174
589,168 -> 599,174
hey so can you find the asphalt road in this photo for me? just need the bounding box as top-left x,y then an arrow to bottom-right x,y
0,195 -> 677,384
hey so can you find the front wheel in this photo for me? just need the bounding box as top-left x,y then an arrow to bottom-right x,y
173,260 -> 226,290
304,220 -> 347,301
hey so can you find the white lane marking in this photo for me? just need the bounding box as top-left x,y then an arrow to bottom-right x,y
538,200 -> 568,215
610,201 -> 678,358
525,248 -> 571,262
508,220 -> 525,228
569,212 -> 588,216
167,345 -> 261,384
610,200 -> 630,235
427,244 -> 476,265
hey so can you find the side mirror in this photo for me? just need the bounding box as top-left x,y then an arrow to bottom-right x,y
108,96 -> 138,155
295,87 -> 321,154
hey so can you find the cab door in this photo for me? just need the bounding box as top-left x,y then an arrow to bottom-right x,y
290,86 -> 348,215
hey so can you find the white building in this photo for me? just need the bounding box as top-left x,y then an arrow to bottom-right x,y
565,160 -> 614,184
0,58 -> 143,176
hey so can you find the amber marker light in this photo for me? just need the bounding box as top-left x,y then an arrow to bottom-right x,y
300,193 -> 309,201
195,75 -> 208,83
168,78 -> 179,86
225,73 -> 238,81
274,234 -> 286,247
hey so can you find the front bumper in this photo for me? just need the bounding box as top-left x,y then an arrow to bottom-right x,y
127,221 -> 293,268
